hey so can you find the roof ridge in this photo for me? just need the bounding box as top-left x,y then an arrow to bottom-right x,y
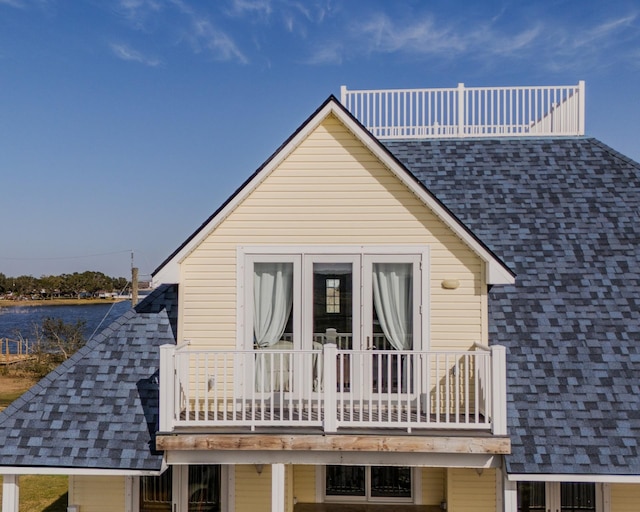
589,137 -> 640,169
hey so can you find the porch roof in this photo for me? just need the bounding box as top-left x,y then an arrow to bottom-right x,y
385,137 -> 640,476
0,285 -> 178,474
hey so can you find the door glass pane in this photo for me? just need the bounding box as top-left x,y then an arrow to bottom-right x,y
253,262 -> 294,392
370,466 -> 412,498
313,263 -> 353,348
325,465 -> 365,496
314,263 -> 353,391
371,262 -> 413,393
561,483 -> 595,512
517,482 -> 545,512
188,465 -> 221,512
253,262 -> 294,348
140,467 -> 172,512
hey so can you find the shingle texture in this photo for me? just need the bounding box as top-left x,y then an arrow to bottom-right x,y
0,284 -> 178,471
385,138 -> 640,476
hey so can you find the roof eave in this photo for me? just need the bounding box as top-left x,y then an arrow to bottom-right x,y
153,96 -> 515,287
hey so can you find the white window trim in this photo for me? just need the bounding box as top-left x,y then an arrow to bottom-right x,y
237,245 -> 430,352
133,465 -> 229,512
513,481 -> 605,512
318,465 -> 419,504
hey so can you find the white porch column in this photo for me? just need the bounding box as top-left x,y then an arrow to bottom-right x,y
503,475 -> 517,512
1,474 -> 19,512
271,463 -> 285,512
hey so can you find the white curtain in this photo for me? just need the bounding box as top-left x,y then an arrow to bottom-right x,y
372,263 -> 413,350
253,262 -> 293,348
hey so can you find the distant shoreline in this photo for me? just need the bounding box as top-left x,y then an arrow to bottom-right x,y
0,298 -> 129,308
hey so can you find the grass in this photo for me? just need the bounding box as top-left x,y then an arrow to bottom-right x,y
0,389 -> 26,409
0,374 -> 68,511
0,475 -> 68,512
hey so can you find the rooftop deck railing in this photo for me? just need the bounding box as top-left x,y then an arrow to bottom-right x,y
340,82 -> 585,139
159,343 -> 507,435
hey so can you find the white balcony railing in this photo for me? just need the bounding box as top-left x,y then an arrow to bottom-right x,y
159,343 -> 507,435
340,82 -> 585,139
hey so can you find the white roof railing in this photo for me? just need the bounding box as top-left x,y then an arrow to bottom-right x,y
340,82 -> 585,139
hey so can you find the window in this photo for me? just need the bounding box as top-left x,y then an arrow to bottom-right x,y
326,278 -> 341,313
241,247 -> 426,398
325,465 -> 413,502
561,483 -> 595,512
517,482 -> 545,512
140,465 -> 222,512
517,482 -> 597,512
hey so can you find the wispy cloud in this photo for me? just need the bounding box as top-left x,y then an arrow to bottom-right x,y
227,0 -> 272,17
110,42 -> 161,66
0,0 -> 26,8
569,14 -> 637,49
305,7 -> 639,73
306,42 -> 343,65
354,13 -> 466,56
112,0 -> 249,64
189,17 -> 249,63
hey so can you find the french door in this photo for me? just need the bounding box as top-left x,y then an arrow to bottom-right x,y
243,247 -> 426,396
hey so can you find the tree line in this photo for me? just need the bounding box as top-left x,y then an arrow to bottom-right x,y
0,271 -> 129,300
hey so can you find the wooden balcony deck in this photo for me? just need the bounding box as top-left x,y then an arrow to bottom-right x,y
179,405 -> 487,427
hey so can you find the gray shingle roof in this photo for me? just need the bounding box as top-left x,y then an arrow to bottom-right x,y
0,284 -> 177,472
385,137 -> 640,476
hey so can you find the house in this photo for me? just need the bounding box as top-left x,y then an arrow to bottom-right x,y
1,82 -> 640,512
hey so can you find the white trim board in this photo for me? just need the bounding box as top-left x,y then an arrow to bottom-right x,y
0,467 -> 163,476
507,473 -> 640,483
153,98 -> 514,287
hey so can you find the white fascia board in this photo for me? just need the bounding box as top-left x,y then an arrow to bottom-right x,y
0,467 -> 163,476
331,103 -> 515,286
167,450 -> 499,468
154,99 -> 514,286
507,473 -> 640,484
153,102 -> 340,287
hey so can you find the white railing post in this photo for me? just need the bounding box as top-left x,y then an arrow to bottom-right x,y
578,80 -> 586,135
490,345 -> 507,435
159,344 -> 176,432
323,343 -> 338,433
340,85 -> 348,108
457,82 -> 465,136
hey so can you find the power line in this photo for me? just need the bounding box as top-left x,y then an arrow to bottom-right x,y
0,250 -> 133,261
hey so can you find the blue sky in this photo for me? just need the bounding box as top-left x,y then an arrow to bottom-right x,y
1,0 -> 639,281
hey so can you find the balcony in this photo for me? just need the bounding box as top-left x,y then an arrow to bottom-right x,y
340,82 -> 585,139
159,342 -> 507,436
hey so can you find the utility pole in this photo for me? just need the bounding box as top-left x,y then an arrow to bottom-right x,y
131,251 -> 138,305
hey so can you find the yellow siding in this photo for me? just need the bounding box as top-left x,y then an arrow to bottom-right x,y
610,483 -> 640,512
181,113 -> 486,350
421,467 -> 445,505
293,465 -> 317,504
447,468 -> 495,512
235,464 -> 290,512
69,475 -> 126,512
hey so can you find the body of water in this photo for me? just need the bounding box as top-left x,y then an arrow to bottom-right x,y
0,301 -> 133,348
